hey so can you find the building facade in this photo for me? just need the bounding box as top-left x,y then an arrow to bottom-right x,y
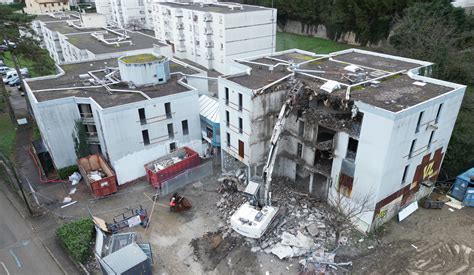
25,54 -> 208,184
218,49 -> 466,231
153,2 -> 276,74
24,0 -> 70,15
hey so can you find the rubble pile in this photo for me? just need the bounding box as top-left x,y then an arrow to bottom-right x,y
215,177 -> 340,260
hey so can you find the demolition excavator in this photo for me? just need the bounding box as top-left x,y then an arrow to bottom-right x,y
230,81 -> 305,238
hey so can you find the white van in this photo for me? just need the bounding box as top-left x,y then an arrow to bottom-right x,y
0,66 -> 13,75
2,68 -> 28,83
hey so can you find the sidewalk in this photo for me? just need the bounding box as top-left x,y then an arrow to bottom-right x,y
8,86 -> 81,274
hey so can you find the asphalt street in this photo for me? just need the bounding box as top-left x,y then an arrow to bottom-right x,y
0,190 -> 63,275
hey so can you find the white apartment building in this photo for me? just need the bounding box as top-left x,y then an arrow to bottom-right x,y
24,0 -> 70,15
25,54 -> 208,184
95,0 -> 114,23
95,0 -> 146,29
218,49 -> 466,231
32,13 -> 172,64
153,1 -> 277,74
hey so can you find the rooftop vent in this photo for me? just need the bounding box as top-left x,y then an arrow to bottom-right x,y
413,81 -> 427,87
344,64 -> 362,73
320,80 -> 341,93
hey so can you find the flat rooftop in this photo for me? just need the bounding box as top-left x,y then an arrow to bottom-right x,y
44,21 -> 103,34
28,58 -> 198,108
34,12 -> 80,22
226,49 -> 456,112
65,30 -> 165,54
158,2 -> 271,13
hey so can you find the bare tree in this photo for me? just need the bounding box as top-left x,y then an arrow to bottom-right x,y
325,191 -> 373,245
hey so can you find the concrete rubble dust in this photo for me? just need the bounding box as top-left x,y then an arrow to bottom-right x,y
204,176 -> 351,272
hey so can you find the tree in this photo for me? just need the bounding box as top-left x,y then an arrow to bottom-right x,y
126,19 -> 143,31
325,191 -> 373,245
388,0 -> 473,83
72,120 -> 90,158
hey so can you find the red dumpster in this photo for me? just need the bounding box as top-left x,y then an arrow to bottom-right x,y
77,154 -> 117,198
144,147 -> 200,188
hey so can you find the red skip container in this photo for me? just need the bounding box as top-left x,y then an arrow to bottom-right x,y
144,147 -> 200,188
77,154 -> 117,198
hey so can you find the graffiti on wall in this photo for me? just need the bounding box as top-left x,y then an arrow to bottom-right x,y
373,148 -> 444,222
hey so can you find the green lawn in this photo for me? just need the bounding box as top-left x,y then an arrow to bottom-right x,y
276,32 -> 352,54
0,113 -> 16,157
1,51 -> 55,78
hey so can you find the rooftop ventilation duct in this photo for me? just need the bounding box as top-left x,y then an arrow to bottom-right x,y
344,64 -> 362,73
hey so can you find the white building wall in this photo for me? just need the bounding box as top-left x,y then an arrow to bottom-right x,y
95,0 -> 114,23
101,90 -> 202,184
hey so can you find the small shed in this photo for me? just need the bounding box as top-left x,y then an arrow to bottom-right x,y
100,243 -> 152,275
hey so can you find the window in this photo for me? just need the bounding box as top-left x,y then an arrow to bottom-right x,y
226,132 -> 230,147
338,173 -> 353,198
238,93 -> 243,111
428,131 -> 435,149
297,143 -> 303,158
415,111 -> 424,133
226,111 -> 230,127
170,142 -> 176,152
167,123 -> 174,139
401,165 -> 409,184
298,121 -> 305,136
238,140 -> 244,158
225,87 -> 229,105
165,102 -> 172,118
409,139 -> 416,158
346,138 -> 359,160
181,120 -> 189,135
238,117 -> 243,133
142,130 -> 150,145
138,108 -> 146,125
435,103 -> 443,123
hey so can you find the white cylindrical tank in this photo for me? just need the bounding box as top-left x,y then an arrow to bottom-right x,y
118,54 -> 170,87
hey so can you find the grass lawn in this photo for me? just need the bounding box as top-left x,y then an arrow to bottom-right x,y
1,51 -> 55,78
0,112 -> 16,157
276,32 -> 353,54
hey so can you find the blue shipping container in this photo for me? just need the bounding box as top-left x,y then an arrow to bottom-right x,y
449,168 -> 474,204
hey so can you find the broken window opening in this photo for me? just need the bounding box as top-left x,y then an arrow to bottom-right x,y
78,104 -> 93,118
167,123 -> 174,139
226,132 -> 230,147
238,93 -> 243,111
138,108 -> 146,125
401,165 -> 409,184
435,103 -> 443,123
415,111 -> 424,133
225,87 -> 229,105
346,138 -> 358,161
142,130 -> 150,146
409,139 -> 416,158
316,125 -> 336,143
206,125 -> 213,138
314,150 -> 333,175
238,117 -> 243,134
226,111 -> 230,127
170,142 -> 177,152
182,120 -> 189,136
338,173 -> 353,198
165,102 -> 172,119
428,131 -> 435,149
298,121 -> 305,137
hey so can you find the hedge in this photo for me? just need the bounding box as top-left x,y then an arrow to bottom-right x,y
57,165 -> 79,180
56,218 -> 94,263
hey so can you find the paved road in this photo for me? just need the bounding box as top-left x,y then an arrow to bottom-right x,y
0,190 -> 63,275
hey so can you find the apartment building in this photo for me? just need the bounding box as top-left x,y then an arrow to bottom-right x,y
31,13 -> 172,64
24,0 -> 70,15
25,54 -> 208,184
94,0 -> 147,28
153,1 -> 276,74
218,48 -> 466,231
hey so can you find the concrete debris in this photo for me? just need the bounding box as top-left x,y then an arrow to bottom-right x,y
299,249 -> 347,273
69,171 -> 81,185
215,177 -> 345,260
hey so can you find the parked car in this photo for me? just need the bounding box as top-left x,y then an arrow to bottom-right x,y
8,76 -> 22,87
2,68 -> 28,83
0,66 -> 13,75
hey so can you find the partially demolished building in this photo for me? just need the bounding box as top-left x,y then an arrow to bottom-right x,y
25,54 -> 207,184
219,49 -> 466,231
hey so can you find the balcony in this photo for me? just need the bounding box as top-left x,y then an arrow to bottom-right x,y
204,28 -> 213,35
206,53 -> 214,60
205,41 -> 214,48
204,15 -> 213,22
80,113 -> 94,124
175,10 -> 183,17
176,23 -> 184,29
85,133 -> 100,144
